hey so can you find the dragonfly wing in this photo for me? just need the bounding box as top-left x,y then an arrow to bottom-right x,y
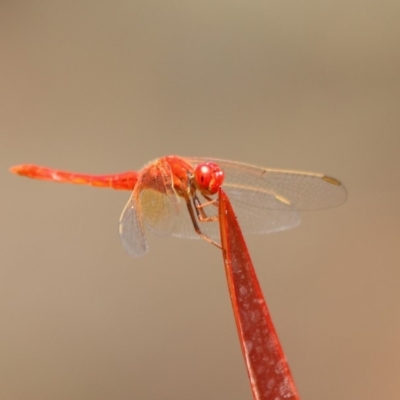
137,158 -> 184,237
139,189 -> 224,241
168,192 -> 222,241
164,189 -> 296,240
186,157 -> 346,234
225,190 -> 301,234
119,192 -> 148,257
139,188 -> 179,236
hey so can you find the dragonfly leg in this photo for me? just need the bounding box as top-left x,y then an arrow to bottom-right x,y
193,195 -> 219,222
196,196 -> 218,208
184,195 -> 221,249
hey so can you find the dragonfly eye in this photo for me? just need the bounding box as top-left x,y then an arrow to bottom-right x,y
194,162 -> 224,195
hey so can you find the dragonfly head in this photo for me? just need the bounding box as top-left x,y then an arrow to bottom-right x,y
193,162 -> 224,195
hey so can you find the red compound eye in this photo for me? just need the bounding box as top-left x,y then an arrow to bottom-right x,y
194,162 -> 224,195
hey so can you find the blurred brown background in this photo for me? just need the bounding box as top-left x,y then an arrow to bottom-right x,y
1,1 -> 399,399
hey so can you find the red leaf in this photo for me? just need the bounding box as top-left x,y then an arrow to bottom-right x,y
218,188 -> 300,400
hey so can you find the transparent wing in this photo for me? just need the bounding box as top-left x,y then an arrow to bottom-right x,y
138,188 -> 223,240
164,189 -> 299,239
136,159 -> 183,237
168,193 -> 222,241
184,157 -> 347,235
119,191 -> 148,257
139,188 -> 180,236
119,159 -> 186,251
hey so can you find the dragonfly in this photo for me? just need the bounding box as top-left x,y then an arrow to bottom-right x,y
10,155 -> 346,400
10,155 -> 346,256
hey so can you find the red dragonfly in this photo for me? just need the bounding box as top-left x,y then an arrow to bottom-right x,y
10,155 -> 346,256
11,156 -> 346,399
